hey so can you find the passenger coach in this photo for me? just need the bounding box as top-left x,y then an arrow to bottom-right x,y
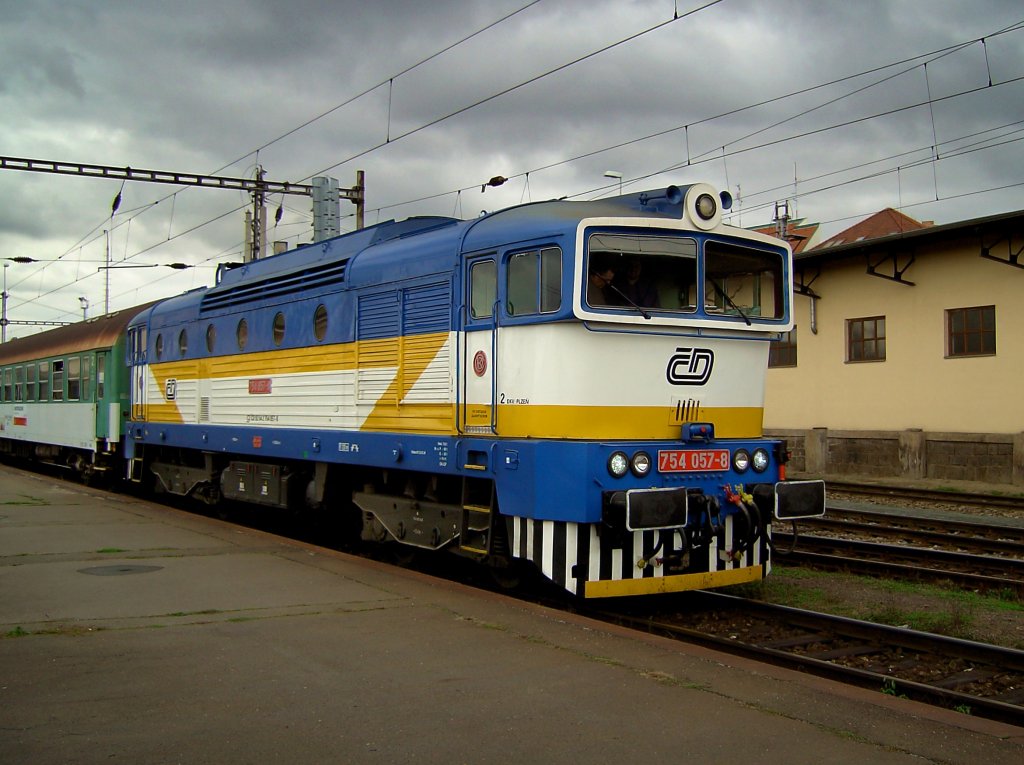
122,183 -> 823,596
0,306 -> 147,479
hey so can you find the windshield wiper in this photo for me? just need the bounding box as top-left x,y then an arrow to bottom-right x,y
707,280 -> 751,326
606,283 -> 652,320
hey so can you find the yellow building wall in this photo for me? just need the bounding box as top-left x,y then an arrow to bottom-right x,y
765,240 -> 1023,434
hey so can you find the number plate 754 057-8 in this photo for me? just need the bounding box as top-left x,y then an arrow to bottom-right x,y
657,449 -> 730,473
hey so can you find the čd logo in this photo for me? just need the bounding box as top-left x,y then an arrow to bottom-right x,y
666,348 -> 714,385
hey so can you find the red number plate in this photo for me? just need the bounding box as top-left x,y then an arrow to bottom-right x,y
657,449 -> 730,473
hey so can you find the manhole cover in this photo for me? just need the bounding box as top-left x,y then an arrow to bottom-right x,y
78,565 -> 163,576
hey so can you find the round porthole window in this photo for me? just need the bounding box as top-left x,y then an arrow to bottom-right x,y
273,312 -> 286,347
236,318 -> 248,351
314,305 -> 328,342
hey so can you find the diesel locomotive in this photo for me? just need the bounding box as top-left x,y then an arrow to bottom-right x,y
1,183 -> 824,597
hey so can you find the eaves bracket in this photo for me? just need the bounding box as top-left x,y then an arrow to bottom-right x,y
980,234 -> 1024,269
795,265 -> 822,299
866,250 -> 915,286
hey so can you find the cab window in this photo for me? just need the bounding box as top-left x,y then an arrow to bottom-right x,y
506,247 -> 561,317
470,259 -> 496,319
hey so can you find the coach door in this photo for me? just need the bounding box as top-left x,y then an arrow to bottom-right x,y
460,255 -> 497,434
128,325 -> 147,421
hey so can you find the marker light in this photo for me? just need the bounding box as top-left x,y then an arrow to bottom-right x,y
752,448 -> 770,473
608,451 -> 629,478
732,449 -> 751,473
631,451 -> 652,477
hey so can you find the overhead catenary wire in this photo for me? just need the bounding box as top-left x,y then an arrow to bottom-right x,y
8,0 -> 723,318
7,2 -> 551,307
7,8 -> 1023,325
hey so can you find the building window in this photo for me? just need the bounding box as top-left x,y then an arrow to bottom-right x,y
769,327 -> 798,367
847,316 -> 885,362
947,305 -> 995,357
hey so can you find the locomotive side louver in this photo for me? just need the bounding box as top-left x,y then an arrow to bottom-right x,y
200,260 -> 349,313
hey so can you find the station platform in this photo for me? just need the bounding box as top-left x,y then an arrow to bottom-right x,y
1,462 -> 1022,764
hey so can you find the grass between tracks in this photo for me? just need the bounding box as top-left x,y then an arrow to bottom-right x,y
733,565 -> 1024,649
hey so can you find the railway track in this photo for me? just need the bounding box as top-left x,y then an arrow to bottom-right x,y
806,506 -> 1024,552
601,591 -> 1024,726
13,462 -> 1024,725
772,506 -> 1024,594
826,480 -> 1024,512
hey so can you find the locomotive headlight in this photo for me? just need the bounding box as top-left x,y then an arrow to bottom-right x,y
630,451 -> 652,477
732,449 -> 751,473
752,448 -> 770,473
608,451 -> 630,478
695,193 -> 717,220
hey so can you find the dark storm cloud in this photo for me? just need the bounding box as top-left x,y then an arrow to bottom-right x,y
1,0 -> 1022,326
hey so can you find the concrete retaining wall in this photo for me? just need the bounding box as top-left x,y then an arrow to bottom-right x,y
766,428 -> 1024,487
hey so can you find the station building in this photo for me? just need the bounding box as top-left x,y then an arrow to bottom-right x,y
761,206 -> 1024,487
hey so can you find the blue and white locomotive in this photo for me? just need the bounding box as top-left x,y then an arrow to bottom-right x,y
124,182 -> 824,597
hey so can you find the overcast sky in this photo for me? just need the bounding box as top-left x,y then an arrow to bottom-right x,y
1,0 -> 1022,334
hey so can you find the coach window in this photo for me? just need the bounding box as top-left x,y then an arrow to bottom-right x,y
273,312 -> 286,346
236,318 -> 249,351
206,324 -> 216,353
52,360 -> 65,401
313,305 -> 328,341
470,260 -> 496,319
155,333 -> 164,361
15,366 -> 24,401
26,363 -> 37,401
67,356 -> 81,401
97,355 -> 106,399
38,362 -> 49,401
178,329 -> 188,357
82,356 -> 92,400
2,367 -> 11,401
506,247 -> 561,317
